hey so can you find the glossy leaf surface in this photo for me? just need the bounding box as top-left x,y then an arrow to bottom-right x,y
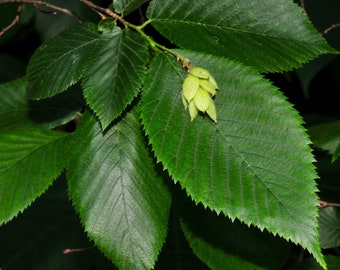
27,23 -> 100,99
147,0 -> 338,72
141,51 -> 324,267
67,110 -> 171,269
113,0 -> 148,15
82,28 -> 149,130
0,127 -> 69,224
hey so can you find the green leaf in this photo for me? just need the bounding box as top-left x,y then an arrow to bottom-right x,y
147,0 -> 338,72
0,78 -> 84,130
67,109 -> 172,270
82,27 -> 149,130
0,126 -> 69,225
113,0 -> 148,16
308,120 -> 340,162
98,18 -> 117,33
319,206 -> 340,249
0,77 -> 28,130
27,23 -> 100,99
180,200 -> 290,270
141,52 -> 324,268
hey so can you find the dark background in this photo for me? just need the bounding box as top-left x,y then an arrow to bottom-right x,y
1,0 -> 340,269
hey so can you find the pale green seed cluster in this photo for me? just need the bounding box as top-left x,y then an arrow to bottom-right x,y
182,67 -> 219,123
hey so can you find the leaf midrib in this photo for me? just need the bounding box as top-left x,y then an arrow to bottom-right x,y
0,131 -> 68,177
214,125 -> 314,232
152,19 -> 319,45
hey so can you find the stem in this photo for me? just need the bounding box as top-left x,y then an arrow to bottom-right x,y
80,0 -> 190,68
136,19 -> 152,30
299,0 -> 307,13
0,0 -> 83,23
323,23 -> 340,35
299,0 -> 340,35
63,246 -> 93,254
318,200 -> 340,208
0,4 -> 22,37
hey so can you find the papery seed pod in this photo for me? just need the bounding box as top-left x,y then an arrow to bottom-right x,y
182,74 -> 200,101
199,79 -> 217,96
188,100 -> 198,121
182,92 -> 189,108
193,87 -> 211,112
182,66 -> 219,123
190,67 -> 210,79
206,98 -> 217,123
208,75 -> 218,90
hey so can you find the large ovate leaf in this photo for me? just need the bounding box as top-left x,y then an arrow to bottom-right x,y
67,109 -> 171,270
0,126 -> 69,225
27,23 -> 100,99
180,200 -> 290,270
113,0 -> 148,16
82,28 -> 149,130
147,0 -> 338,72
141,52 -> 325,267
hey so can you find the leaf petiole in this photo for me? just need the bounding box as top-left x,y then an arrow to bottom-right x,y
80,0 -> 190,68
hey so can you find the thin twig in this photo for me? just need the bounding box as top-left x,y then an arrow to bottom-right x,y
318,200 -> 340,208
323,23 -> 340,35
80,0 -> 119,20
0,0 -> 83,23
298,0 -> 340,35
300,0 -> 307,14
80,0 -> 190,68
63,246 -> 94,254
0,4 -> 22,36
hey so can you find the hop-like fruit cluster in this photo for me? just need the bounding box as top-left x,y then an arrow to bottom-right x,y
182,67 -> 219,123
